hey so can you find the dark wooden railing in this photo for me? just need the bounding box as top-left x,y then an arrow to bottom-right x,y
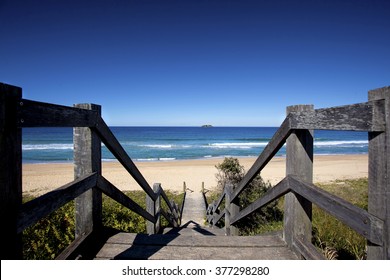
205,86 -> 390,260
0,82 -> 184,259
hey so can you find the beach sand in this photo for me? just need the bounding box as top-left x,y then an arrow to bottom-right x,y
22,154 -> 368,196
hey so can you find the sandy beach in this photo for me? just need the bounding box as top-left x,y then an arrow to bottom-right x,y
22,154 -> 368,196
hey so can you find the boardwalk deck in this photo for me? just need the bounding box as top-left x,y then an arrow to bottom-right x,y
94,188 -> 298,260
94,230 -> 298,260
180,189 -> 206,226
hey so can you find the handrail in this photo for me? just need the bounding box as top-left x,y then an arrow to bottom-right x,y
208,100 -> 387,224
96,176 -> 156,222
0,89 -> 184,259
19,99 -> 99,127
289,101 -> 385,132
94,117 -> 156,200
205,191 -> 226,226
17,173 -> 98,233
204,93 -> 389,259
232,118 -> 292,202
18,97 -> 158,201
228,175 -> 383,245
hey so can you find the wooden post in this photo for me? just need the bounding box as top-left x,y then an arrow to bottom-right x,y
225,183 -> 239,236
284,105 -> 314,255
368,86 -> 390,259
0,83 -> 23,259
146,183 -> 161,234
74,104 -> 102,239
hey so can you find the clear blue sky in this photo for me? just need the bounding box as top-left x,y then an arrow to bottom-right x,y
1,0 -> 389,126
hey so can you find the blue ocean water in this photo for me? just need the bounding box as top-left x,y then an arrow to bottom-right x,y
22,127 -> 369,163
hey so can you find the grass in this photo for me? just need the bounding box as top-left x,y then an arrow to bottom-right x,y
312,178 -> 368,260
206,178 -> 369,259
22,190 -> 183,260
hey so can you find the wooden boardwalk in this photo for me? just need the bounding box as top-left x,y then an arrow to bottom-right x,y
94,230 -> 298,260
2,83 -> 389,260
94,190 -> 298,260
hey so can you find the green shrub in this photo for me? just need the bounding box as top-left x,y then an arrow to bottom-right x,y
22,199 -> 75,260
215,157 -> 283,235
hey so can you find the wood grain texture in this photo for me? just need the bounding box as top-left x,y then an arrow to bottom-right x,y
289,102 -> 385,132
367,86 -> 390,259
94,231 -> 299,260
74,104 -> 102,238
288,175 -> 383,245
19,99 -> 98,127
284,105 -> 313,256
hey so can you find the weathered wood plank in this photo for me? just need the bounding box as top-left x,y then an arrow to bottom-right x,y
171,201 -> 179,221
213,209 -> 225,225
103,232 -> 288,247
19,99 -> 98,127
97,176 -> 155,223
289,101 -> 385,132
293,235 -> 326,260
288,175 -> 384,245
0,83 -> 23,259
368,86 -> 390,259
225,183 -> 238,235
95,232 -> 298,260
146,190 -> 155,234
96,244 -> 298,260
158,186 -> 175,214
164,226 -> 226,236
17,173 -> 98,233
161,208 -> 178,227
214,190 -> 226,211
56,231 -> 91,260
94,117 -> 156,200
179,191 -> 186,223
154,183 -> 161,233
284,105 -> 313,256
232,117 -> 292,201
74,104 -> 102,238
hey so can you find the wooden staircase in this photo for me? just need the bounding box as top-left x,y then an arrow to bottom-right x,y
3,83 -> 389,260
93,190 -> 299,260
94,223 -> 298,260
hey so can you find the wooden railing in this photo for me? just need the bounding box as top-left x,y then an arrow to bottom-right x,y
206,86 -> 390,260
0,82 -> 184,259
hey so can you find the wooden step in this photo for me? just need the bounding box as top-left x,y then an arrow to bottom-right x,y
163,224 -> 226,236
94,231 -> 299,260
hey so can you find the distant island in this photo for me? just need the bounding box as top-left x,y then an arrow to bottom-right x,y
201,124 -> 213,128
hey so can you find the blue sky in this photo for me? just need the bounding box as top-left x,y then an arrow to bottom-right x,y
1,0 -> 389,126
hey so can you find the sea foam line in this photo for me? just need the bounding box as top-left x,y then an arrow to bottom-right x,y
207,142 -> 268,149
22,144 -> 73,150
314,140 -> 368,146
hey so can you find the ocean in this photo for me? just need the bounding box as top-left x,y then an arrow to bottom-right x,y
21,127 -> 369,163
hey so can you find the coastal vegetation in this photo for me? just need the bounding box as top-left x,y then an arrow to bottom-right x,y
214,157 -> 282,234
22,190 -> 183,260
210,157 -> 368,260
